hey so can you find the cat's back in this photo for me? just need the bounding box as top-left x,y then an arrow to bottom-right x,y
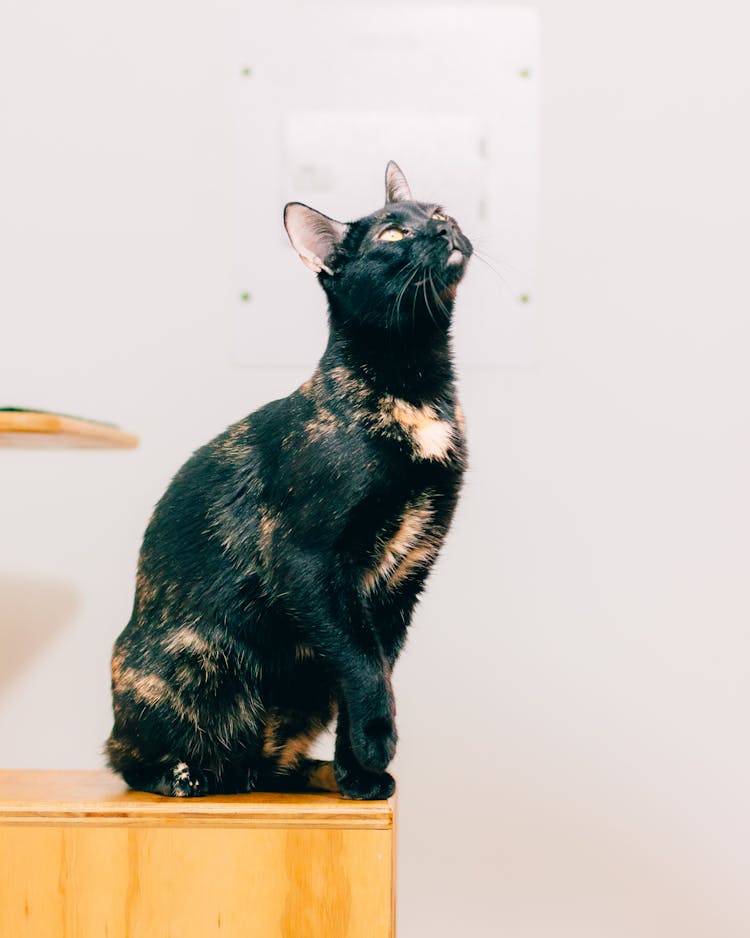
132,381 -> 372,587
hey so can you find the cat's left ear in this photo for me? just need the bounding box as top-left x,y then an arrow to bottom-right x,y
385,160 -> 413,203
283,203 -> 348,275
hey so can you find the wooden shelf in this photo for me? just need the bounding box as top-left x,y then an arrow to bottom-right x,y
0,411 -> 138,449
0,770 -> 396,938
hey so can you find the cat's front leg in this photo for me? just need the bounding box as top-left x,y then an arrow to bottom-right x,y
334,698 -> 396,801
279,551 -> 397,796
340,659 -> 398,774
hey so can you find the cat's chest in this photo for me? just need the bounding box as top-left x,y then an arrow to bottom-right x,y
354,395 -> 465,595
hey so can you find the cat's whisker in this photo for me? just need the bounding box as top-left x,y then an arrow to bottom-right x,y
472,250 -> 514,293
390,260 -> 422,333
433,271 -> 453,322
422,275 -> 440,331
471,244 -> 519,274
388,261 -> 415,327
410,264 -> 424,331
428,269 -> 451,320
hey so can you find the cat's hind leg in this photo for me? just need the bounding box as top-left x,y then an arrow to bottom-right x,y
120,758 -> 211,797
106,729 -> 212,797
304,759 -> 339,792
261,758 -> 339,793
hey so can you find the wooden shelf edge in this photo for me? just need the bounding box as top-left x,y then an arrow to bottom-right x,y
0,412 -> 139,449
0,770 -> 394,830
0,814 -> 392,831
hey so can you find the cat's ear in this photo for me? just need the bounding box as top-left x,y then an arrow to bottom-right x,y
385,160 -> 413,203
283,203 -> 348,275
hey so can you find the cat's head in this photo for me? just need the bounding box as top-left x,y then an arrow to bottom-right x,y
284,162 -> 472,336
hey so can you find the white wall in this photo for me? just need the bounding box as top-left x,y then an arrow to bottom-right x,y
1,2 -> 749,937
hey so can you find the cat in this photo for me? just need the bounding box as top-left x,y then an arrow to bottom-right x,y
106,162 -> 472,799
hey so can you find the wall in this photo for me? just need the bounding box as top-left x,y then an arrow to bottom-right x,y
1,2 -> 748,936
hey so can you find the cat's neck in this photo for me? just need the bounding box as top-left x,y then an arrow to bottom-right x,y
320,323 -> 456,404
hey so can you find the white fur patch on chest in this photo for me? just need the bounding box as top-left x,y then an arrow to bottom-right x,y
379,396 -> 458,463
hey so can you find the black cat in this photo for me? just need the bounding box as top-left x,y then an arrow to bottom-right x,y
106,162 -> 472,799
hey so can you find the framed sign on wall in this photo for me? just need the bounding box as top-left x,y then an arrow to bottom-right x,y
231,3 -> 539,369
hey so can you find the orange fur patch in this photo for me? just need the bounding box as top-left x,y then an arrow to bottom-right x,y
258,507 -> 279,562
362,495 -> 437,595
306,762 -> 339,792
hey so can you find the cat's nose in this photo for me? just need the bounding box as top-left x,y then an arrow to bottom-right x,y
433,220 -> 456,245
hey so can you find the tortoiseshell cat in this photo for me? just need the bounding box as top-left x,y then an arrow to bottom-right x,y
106,162 -> 472,799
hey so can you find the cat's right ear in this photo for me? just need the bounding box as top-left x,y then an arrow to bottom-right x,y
283,203 -> 349,275
385,161 -> 413,203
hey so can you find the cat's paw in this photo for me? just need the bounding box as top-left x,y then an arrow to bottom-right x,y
166,762 -> 209,798
350,714 -> 398,773
334,762 -> 395,801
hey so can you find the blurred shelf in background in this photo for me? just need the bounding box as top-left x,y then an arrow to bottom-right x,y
0,411 -> 138,450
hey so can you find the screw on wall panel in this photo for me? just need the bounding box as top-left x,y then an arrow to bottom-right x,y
518,67 -> 531,79
241,66 -> 252,78
520,293 -> 531,304
240,291 -> 252,302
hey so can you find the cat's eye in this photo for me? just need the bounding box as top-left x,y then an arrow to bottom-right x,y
378,228 -> 405,242
432,211 -> 448,221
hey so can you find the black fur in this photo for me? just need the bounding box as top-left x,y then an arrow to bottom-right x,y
106,163 -> 472,799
